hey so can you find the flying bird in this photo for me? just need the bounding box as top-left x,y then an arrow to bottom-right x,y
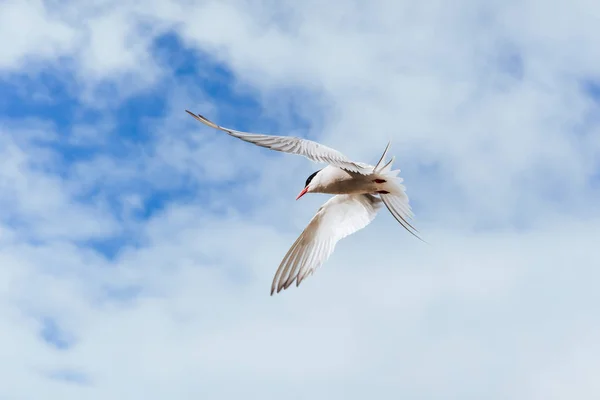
185,110 -> 423,295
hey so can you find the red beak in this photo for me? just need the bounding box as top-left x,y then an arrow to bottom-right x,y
296,186 -> 309,200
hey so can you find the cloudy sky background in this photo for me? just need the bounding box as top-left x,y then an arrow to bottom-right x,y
1,0 -> 600,398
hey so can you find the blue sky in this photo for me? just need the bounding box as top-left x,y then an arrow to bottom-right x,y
1,1 -> 600,399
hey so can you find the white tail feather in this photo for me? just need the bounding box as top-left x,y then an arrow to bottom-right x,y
373,142 -> 426,242
374,141 -> 391,172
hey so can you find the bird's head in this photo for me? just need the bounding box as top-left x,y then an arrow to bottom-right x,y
296,169 -> 323,200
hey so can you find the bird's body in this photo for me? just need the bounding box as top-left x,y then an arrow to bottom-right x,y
185,110 -> 422,295
306,165 -> 387,195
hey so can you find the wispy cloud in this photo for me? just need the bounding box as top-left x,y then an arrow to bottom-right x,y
0,0 -> 599,399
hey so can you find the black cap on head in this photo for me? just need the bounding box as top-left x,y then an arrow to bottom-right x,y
305,170 -> 321,188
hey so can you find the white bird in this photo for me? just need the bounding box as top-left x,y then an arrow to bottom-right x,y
186,110 -> 423,295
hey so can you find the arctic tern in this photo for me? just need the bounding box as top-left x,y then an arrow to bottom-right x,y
185,110 -> 422,295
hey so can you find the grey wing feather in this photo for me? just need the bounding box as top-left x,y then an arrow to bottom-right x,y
186,110 -> 371,174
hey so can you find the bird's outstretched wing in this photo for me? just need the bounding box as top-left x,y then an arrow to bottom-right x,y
186,110 -> 371,174
271,194 -> 383,295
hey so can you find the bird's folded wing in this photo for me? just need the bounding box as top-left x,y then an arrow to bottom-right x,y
271,194 -> 383,295
186,110 -> 371,175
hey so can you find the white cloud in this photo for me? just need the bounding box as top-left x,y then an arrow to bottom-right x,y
0,126 -> 119,241
0,0 -> 76,70
3,209 -> 599,398
1,0 -> 600,399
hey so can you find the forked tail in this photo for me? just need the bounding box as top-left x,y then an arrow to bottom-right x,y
373,142 -> 426,243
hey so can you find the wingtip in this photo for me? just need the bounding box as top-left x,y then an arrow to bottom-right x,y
184,109 -> 201,121
184,109 -> 220,129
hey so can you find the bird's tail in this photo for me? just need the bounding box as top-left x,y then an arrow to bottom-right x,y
373,142 -> 425,242
372,141 -> 403,192
373,141 -> 401,178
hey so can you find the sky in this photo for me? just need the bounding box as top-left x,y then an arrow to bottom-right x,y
1,0 -> 600,398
